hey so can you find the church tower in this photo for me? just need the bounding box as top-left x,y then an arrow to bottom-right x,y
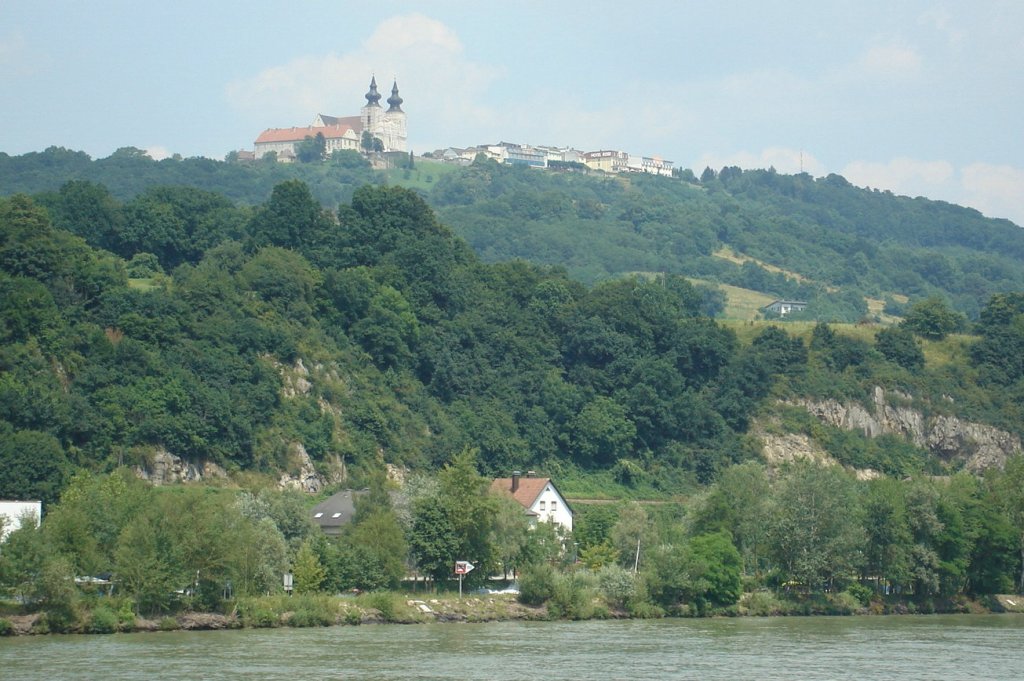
360,76 -> 382,149
381,80 -> 408,152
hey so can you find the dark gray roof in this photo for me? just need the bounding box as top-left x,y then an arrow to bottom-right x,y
310,490 -> 365,534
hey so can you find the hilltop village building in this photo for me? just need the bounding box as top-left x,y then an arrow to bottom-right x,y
253,77 -> 407,162
248,75 -> 673,176
436,143 -> 673,177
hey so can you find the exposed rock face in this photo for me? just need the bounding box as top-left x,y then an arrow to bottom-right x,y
758,432 -> 881,480
276,443 -> 347,493
278,442 -> 324,493
794,386 -> 1021,472
135,448 -> 228,485
760,432 -> 834,468
279,358 -> 313,398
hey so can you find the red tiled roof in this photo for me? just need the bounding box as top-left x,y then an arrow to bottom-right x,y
490,477 -> 551,509
254,124 -> 356,144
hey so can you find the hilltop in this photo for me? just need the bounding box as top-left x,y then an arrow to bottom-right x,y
3,148 -> 1022,324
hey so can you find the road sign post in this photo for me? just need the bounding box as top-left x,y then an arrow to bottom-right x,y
454,561 -> 474,597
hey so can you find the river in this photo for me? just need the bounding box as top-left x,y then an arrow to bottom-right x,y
2,614 -> 1023,680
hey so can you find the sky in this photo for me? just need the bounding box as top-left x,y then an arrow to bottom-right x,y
2,1 -> 1023,225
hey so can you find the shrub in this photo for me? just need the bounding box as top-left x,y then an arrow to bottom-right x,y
158,616 -> 180,631
740,591 -> 784,617
286,595 -> 337,628
0,618 -> 13,636
548,571 -> 597,620
343,608 -> 362,625
288,608 -> 334,628
364,592 -> 398,622
845,583 -> 874,607
627,601 -> 665,619
87,606 -> 119,634
237,599 -> 280,628
597,564 -> 639,610
116,601 -> 137,632
826,591 -> 863,615
517,563 -> 556,606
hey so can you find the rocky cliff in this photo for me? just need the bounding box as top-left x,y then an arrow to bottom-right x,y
792,386 -> 1020,472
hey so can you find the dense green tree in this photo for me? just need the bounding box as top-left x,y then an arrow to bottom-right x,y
875,325 -> 924,371
0,429 -> 68,504
292,538 -> 327,594
409,448 -> 497,585
687,461 -> 770,576
570,396 -> 636,467
296,133 -> 327,163
902,296 -> 965,340
686,531 -> 743,607
860,477 -> 912,591
767,463 -> 864,590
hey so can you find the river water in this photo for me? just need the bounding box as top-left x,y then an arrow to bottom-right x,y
2,614 -> 1023,680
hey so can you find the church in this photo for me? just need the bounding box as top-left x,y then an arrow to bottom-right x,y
253,77 -> 407,161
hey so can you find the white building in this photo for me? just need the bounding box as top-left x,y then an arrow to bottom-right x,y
490,473 -> 573,533
0,500 -> 41,542
253,76 -> 407,160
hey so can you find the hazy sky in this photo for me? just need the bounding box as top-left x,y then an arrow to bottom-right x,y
2,1 -> 1022,224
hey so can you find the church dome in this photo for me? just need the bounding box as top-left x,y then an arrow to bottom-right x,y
387,81 -> 404,112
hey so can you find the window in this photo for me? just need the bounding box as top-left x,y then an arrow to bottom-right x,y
314,512 -> 323,518
332,512 -> 342,519
551,501 -> 557,512
539,501 -> 546,511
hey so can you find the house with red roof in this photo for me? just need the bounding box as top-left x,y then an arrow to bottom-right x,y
490,472 -> 573,533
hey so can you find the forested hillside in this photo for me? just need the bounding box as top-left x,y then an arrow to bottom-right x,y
6,154 -> 1024,623
4,164 -> 1024,503
3,148 -> 1023,321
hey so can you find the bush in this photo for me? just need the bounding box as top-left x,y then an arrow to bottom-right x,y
288,608 -> 334,628
158,616 -> 180,631
740,591 -> 784,617
597,565 -> 639,609
343,607 -> 362,625
826,591 -> 864,615
237,598 -> 280,628
518,563 -> 556,606
87,606 -> 119,634
363,592 -> 397,622
0,618 -> 13,636
286,595 -> 337,628
845,583 -> 874,607
116,601 -> 137,632
548,571 -> 597,620
627,600 -> 664,619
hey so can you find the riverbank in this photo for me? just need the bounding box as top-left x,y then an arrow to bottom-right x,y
3,590 -> 1022,636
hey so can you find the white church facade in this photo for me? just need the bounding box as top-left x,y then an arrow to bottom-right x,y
254,76 -> 407,161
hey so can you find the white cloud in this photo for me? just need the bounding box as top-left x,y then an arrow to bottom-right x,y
224,13 -> 500,142
0,33 -> 33,78
145,146 -> 172,161
960,162 -> 1024,225
919,7 -> 966,47
840,157 -> 1024,226
841,157 -> 955,194
693,148 -> 825,176
853,41 -> 923,80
